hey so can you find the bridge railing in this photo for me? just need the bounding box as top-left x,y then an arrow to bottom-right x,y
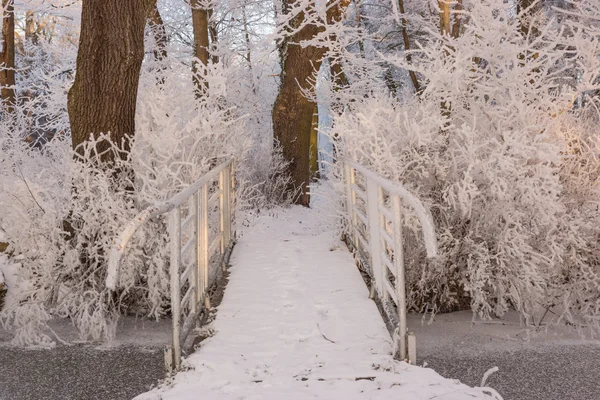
341,158 -> 438,364
106,158 -> 236,371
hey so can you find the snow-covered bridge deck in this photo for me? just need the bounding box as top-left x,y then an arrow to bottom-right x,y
136,206 -> 498,400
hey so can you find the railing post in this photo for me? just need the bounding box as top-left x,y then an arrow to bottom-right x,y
200,184 -> 210,309
230,161 -> 236,236
225,163 -> 232,245
219,169 -> 226,257
169,206 -> 182,370
392,195 -> 407,361
192,193 -> 199,315
366,178 -> 383,298
344,162 -> 358,251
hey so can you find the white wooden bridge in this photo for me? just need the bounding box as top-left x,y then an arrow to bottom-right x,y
106,159 -> 500,400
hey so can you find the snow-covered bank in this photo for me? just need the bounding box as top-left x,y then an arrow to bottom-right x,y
0,253 -> 21,312
136,206 -> 501,400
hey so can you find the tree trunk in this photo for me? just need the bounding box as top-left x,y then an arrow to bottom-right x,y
148,3 -> 167,62
208,9 -> 219,65
0,0 -> 15,113
273,23 -> 325,205
309,104 -> 319,180
272,0 -> 350,206
191,0 -> 210,97
397,0 -> 421,94
68,0 -> 153,162
438,0 -> 451,36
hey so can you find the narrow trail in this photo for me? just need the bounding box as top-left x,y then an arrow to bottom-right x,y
138,206 -> 495,400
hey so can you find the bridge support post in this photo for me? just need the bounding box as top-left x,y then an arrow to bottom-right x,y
366,179 -> 383,297
392,195 -> 407,361
200,185 -> 210,309
170,207 -> 182,370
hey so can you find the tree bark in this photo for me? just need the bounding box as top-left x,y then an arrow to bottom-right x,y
0,0 -> 15,113
67,0 -> 153,162
272,0 -> 350,206
397,0 -> 421,94
191,0 -> 210,97
438,0 -> 451,36
208,9 -> 219,65
148,3 -> 167,61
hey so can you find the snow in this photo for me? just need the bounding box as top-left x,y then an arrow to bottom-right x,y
0,253 -> 22,311
136,206 -> 501,400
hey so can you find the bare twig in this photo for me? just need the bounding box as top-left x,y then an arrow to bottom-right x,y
317,323 -> 336,344
16,163 -> 45,214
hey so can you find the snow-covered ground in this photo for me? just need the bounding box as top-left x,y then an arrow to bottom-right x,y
0,253 -> 21,312
136,206 -> 501,400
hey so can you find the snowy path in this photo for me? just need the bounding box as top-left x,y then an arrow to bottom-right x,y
137,207 -> 498,400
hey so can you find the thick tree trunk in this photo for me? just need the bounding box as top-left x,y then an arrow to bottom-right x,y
191,0 -> 210,97
272,19 -> 325,206
273,0 -> 349,206
0,0 -> 15,113
68,0 -> 153,162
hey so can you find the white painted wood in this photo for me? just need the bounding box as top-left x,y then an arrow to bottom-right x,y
342,158 -> 438,258
108,159 -> 237,372
366,179 -> 384,298
164,345 -> 174,373
170,207 -> 182,370
392,195 -> 407,361
407,332 -> 417,365
200,184 -> 210,309
219,170 -> 226,256
342,159 -> 438,364
106,158 -> 234,290
193,193 -> 199,317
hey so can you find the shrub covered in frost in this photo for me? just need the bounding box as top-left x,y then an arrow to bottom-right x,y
0,32 -> 290,346
332,0 -> 600,332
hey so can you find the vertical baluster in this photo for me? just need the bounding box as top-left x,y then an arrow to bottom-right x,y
379,187 -> 390,307
230,161 -> 235,239
344,163 -> 359,251
392,195 -> 407,361
225,164 -> 232,247
200,184 -> 210,309
344,162 -> 353,239
169,206 -> 182,370
366,178 -> 383,299
219,170 -> 225,257
192,193 -> 199,316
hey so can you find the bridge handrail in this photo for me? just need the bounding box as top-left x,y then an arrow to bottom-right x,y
105,158 -> 235,290
105,157 -> 235,371
341,157 -> 438,363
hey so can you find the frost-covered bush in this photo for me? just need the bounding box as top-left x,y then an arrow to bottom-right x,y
0,18 -> 289,345
332,0 -> 600,332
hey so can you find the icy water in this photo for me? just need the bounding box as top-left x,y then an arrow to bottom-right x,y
412,311 -> 600,400
0,344 -> 164,400
422,345 -> 600,400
